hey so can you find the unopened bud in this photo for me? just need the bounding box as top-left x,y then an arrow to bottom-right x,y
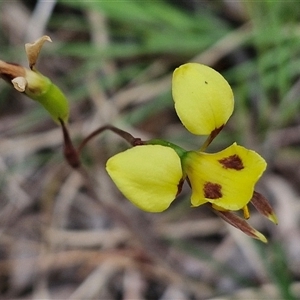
0,36 -> 69,124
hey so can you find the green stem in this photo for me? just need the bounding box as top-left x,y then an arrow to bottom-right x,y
145,139 -> 187,158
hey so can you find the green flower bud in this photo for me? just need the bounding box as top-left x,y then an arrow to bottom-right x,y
12,69 -> 69,123
0,36 -> 69,124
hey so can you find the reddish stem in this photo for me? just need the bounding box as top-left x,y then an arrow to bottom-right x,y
60,121 -> 144,169
59,119 -> 81,168
77,124 -> 143,154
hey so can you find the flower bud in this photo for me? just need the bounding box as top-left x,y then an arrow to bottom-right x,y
0,36 -> 69,124
23,69 -> 69,123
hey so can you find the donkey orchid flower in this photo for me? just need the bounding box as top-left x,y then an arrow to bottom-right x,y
106,63 -> 277,242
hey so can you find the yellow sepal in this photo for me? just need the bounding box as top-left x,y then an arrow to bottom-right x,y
106,145 -> 183,212
172,63 -> 234,135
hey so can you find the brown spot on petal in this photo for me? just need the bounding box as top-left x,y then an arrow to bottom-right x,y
219,154 -> 244,170
204,182 -> 222,199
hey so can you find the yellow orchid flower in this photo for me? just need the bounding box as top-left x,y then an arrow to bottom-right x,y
182,143 -> 267,211
172,63 -> 234,136
106,144 -> 183,212
103,62 -> 277,242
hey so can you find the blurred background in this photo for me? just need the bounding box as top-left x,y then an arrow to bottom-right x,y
1,0 -> 300,299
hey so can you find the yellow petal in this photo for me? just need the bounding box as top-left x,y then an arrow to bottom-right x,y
183,143 -> 267,210
172,63 -> 234,135
106,145 -> 183,212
